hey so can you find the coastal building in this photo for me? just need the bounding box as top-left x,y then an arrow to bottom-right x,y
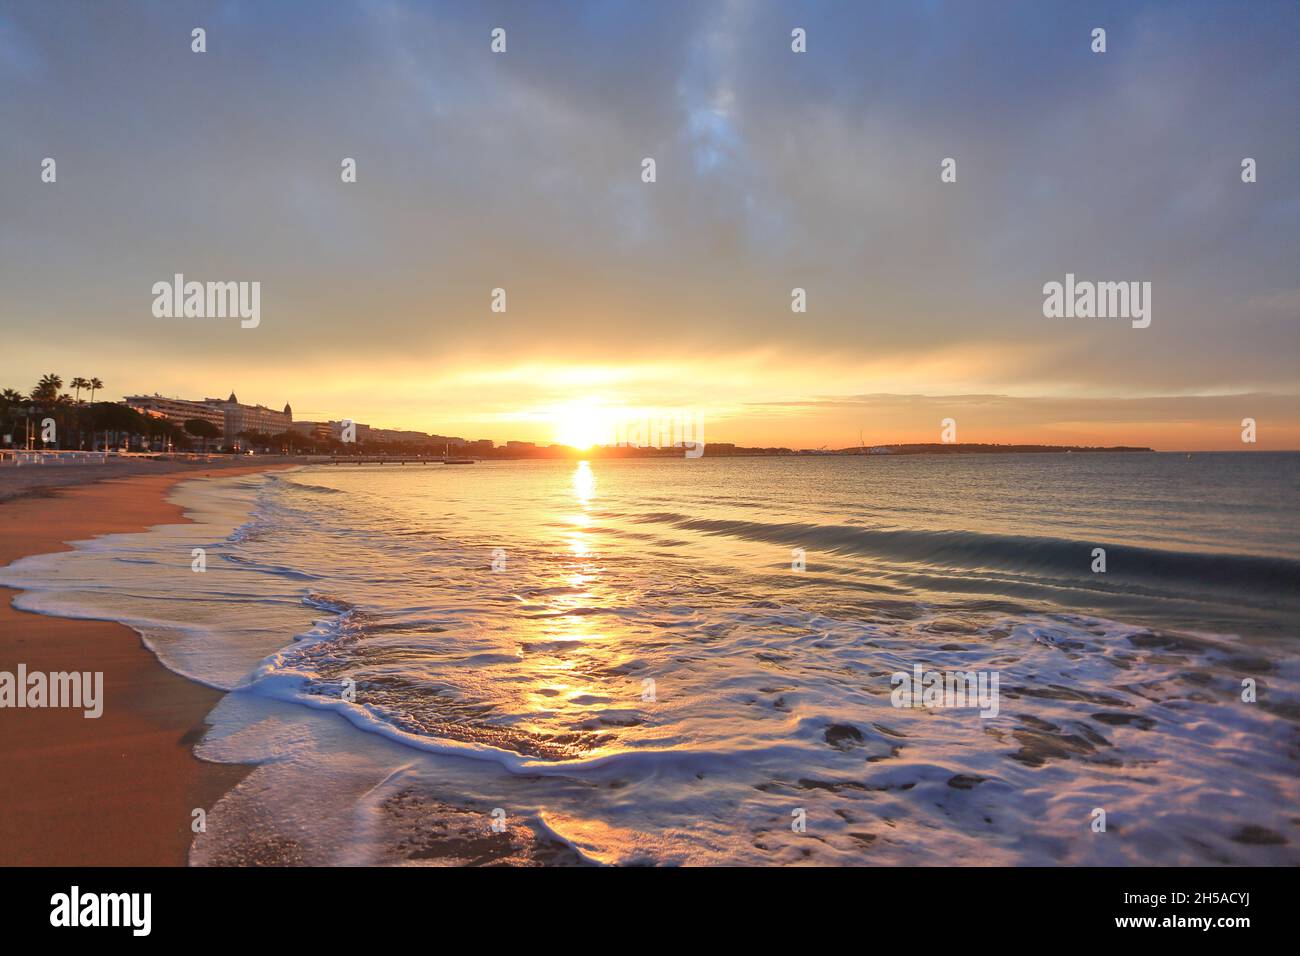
318,423 -> 462,446
125,391 -> 295,447
368,427 -> 431,444
124,394 -> 226,436
124,395 -> 464,451
328,420 -> 372,443
205,393 -> 293,439
290,421 -> 332,441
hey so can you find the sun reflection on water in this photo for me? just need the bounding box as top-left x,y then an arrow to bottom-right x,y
509,459 -> 637,754
566,461 -> 596,558
572,460 -> 596,504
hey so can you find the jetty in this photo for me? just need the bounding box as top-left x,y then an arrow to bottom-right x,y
327,455 -> 475,465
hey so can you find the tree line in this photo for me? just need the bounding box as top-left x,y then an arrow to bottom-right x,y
1,373 -> 193,451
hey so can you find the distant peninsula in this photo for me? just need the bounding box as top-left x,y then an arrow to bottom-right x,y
816,442 -> 1155,456
472,442 -> 1157,460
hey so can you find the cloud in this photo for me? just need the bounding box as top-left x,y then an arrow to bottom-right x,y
0,0 -> 1296,445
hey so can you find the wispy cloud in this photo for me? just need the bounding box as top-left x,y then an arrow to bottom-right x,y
0,0 -> 1295,448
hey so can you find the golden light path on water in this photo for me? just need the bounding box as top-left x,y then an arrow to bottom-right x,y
520,460 -> 619,744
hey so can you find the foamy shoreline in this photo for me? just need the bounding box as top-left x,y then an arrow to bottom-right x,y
0,462 -> 294,865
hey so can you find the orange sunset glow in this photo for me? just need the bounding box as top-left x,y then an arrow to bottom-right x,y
1,0 -> 1297,898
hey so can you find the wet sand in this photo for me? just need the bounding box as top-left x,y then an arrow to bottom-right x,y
0,455 -> 319,503
0,463 -> 293,865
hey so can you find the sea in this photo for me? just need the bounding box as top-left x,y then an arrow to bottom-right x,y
2,452 -> 1297,865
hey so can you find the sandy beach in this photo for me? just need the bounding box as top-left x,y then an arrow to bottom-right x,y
0,460 -> 294,865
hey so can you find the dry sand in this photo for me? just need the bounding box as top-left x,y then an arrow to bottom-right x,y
0,463 -> 294,865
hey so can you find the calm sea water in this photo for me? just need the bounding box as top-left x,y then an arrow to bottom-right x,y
4,453 -> 1298,864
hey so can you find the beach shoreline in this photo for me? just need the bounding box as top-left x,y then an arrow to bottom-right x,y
0,462 -> 294,866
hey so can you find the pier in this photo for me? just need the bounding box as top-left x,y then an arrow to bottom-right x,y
327,455 -> 476,465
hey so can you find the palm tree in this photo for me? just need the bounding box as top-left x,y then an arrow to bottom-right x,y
0,389 -> 24,448
68,380 -> 91,448
31,373 -> 62,404
88,377 -> 103,404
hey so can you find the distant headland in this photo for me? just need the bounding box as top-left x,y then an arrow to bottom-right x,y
475,442 -> 1157,460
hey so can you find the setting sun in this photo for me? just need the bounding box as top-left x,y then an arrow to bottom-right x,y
552,400 -> 612,450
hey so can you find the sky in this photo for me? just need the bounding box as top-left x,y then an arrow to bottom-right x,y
1,0 -> 1297,450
